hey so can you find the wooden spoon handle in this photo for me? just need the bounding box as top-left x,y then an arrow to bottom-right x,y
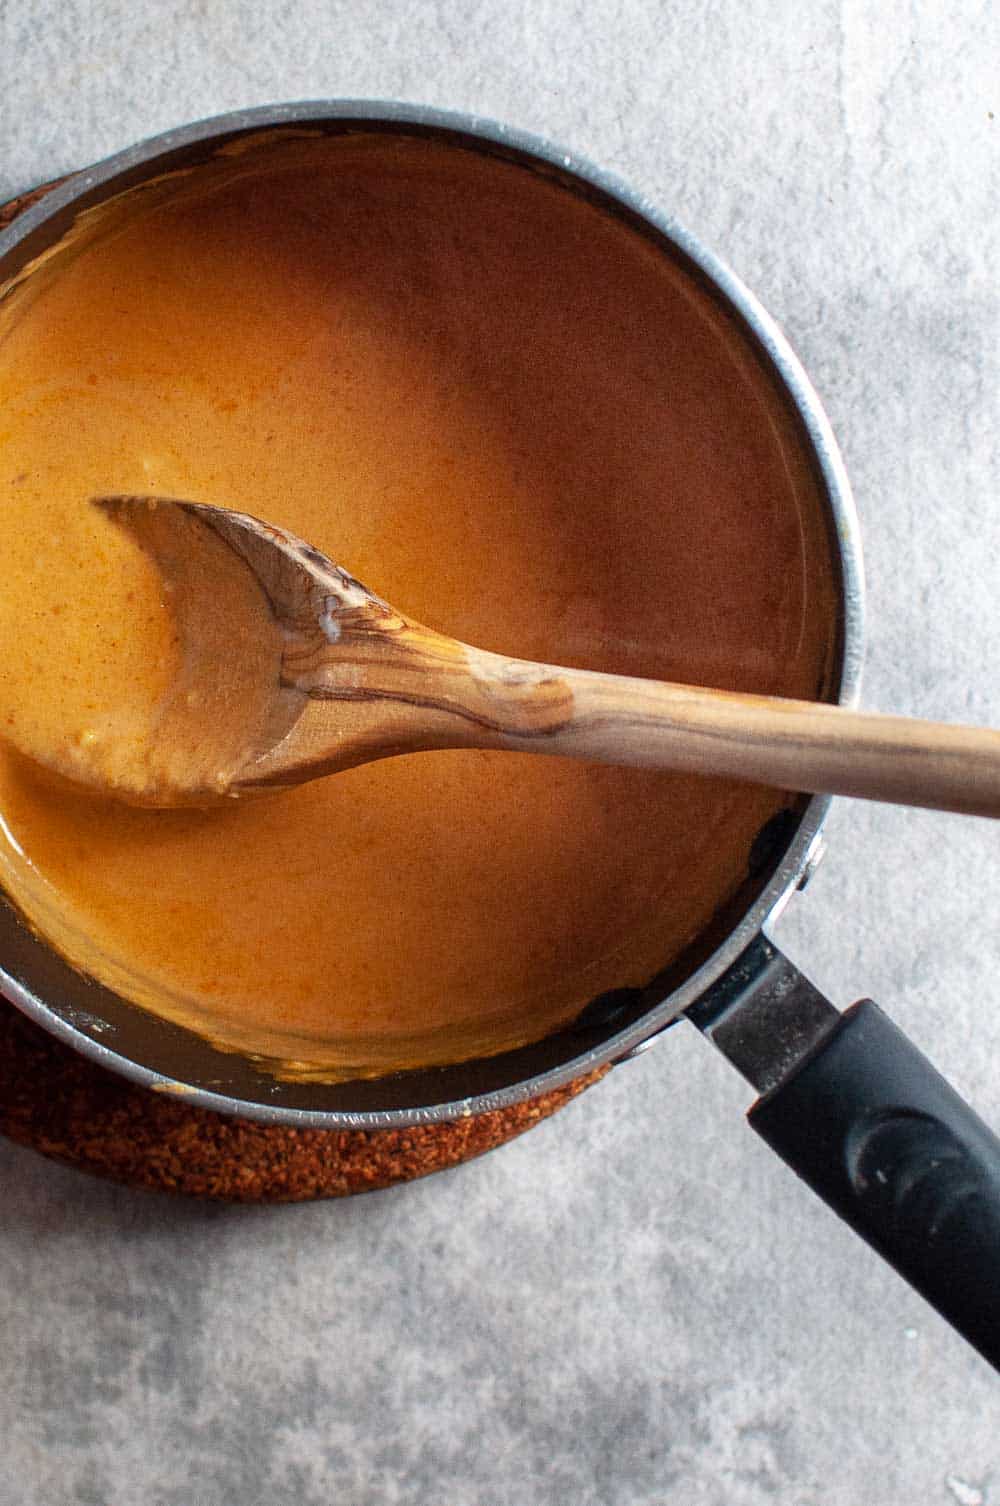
467,651 -> 1000,818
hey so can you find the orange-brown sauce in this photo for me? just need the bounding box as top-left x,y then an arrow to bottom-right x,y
0,135 -> 838,1078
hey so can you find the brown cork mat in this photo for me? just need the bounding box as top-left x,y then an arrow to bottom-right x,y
0,176 -> 605,1201
0,1001 -> 603,1201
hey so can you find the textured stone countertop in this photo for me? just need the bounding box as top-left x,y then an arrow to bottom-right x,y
0,3 -> 997,1503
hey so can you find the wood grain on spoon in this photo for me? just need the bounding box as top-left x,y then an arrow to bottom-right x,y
86,495 -> 1000,817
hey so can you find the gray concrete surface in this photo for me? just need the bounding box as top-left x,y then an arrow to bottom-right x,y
0,2 -> 998,1502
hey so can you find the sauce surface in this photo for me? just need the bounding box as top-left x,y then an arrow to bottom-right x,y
0,135 -> 838,1078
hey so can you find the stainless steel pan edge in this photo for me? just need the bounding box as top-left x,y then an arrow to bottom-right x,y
0,100 -> 864,1128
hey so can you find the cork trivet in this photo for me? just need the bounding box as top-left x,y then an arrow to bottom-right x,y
0,176 -> 607,1201
0,998 -> 605,1201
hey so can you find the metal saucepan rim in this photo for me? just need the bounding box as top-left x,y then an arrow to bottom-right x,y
0,100 -> 865,1127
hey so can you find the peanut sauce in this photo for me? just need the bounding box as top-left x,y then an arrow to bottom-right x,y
0,135 -> 837,1079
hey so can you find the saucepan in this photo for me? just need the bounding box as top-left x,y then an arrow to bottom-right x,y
1,102 -> 998,1367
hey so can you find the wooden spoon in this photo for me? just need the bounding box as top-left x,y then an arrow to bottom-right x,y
85,494 -> 1000,816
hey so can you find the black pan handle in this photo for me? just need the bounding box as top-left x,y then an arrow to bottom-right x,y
749,999 -> 1000,1368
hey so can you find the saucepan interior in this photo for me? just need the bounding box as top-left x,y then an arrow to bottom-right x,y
0,103 -> 861,1127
